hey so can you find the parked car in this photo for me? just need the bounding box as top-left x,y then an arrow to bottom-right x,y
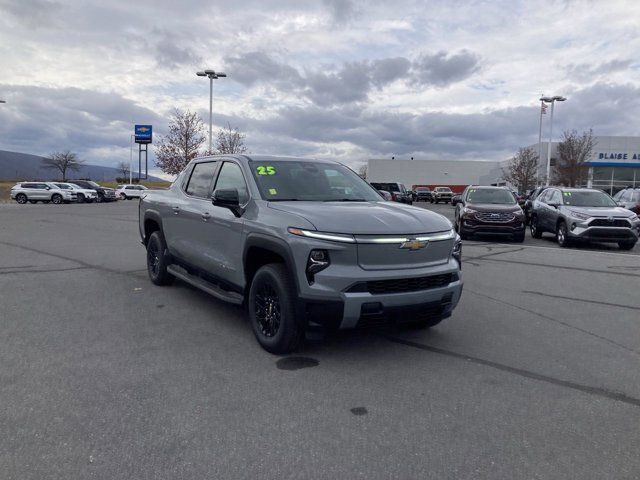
377,189 -> 393,201
523,186 -> 548,225
116,184 -> 148,200
451,194 -> 462,206
10,182 -> 77,204
370,182 -> 413,204
530,187 -> 639,249
432,186 -> 454,204
140,155 -> 463,354
413,186 -> 433,202
454,186 -> 525,242
613,187 -> 640,214
53,182 -> 97,203
69,180 -> 117,202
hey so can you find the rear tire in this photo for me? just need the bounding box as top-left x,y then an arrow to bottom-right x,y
530,215 -> 542,238
249,263 -> 303,354
16,194 -> 28,204
51,194 -> 63,205
556,221 -> 571,248
618,241 -> 636,251
146,231 -> 174,286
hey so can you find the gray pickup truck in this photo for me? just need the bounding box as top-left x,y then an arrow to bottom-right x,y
139,155 -> 463,353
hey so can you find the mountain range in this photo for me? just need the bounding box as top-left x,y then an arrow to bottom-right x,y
0,150 -> 163,182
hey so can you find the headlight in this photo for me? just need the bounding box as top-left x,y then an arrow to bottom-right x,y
569,210 -> 591,221
452,234 -> 462,268
287,227 -> 356,243
629,213 -> 638,221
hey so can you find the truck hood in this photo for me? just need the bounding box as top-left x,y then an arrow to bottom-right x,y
268,201 -> 452,234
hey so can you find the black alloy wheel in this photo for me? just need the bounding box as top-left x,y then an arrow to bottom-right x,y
146,231 -> 174,286
530,216 -> 542,238
255,283 -> 281,338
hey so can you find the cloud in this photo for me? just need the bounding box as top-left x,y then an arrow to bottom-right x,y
224,50 -> 475,106
565,59 -> 633,81
410,50 -> 481,86
322,0 -> 358,26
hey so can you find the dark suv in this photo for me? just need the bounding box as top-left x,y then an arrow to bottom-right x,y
70,180 -> 117,203
454,186 -> 525,242
413,186 -> 433,202
613,187 -> 640,214
370,182 -> 412,204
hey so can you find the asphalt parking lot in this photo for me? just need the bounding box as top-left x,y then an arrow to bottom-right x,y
2,201 -> 640,479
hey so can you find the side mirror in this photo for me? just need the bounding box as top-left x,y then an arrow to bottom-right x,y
548,203 -> 559,209
45,186 -> 51,190
212,188 -> 243,217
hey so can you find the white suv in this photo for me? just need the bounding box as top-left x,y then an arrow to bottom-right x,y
116,184 -> 148,200
54,182 -> 97,203
10,182 -> 77,204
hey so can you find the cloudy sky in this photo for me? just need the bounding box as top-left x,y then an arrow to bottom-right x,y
1,0 -> 639,176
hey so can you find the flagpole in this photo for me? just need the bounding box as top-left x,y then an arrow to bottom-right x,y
538,95 -> 544,187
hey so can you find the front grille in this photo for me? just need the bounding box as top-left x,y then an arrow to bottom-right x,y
356,294 -> 453,329
347,273 -> 453,295
474,212 -> 515,223
589,218 -> 630,228
588,229 -> 632,239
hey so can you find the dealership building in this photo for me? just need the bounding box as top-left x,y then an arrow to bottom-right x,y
369,136 -> 640,194
480,136 -> 640,194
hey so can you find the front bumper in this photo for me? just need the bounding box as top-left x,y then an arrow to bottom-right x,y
567,225 -> 639,243
461,218 -> 525,236
298,259 -> 463,330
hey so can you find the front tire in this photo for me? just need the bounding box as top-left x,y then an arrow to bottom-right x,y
146,231 -> 174,286
556,221 -> 571,248
249,263 -> 303,354
530,216 -> 542,238
513,231 -> 525,243
618,241 -> 636,251
77,193 -> 85,203
16,194 -> 28,204
96,193 -> 104,203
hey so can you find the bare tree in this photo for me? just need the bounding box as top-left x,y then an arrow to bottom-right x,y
357,164 -> 367,179
501,147 -> 539,193
555,129 -> 594,187
41,151 -> 84,180
214,123 -> 248,155
117,161 -> 130,179
154,109 -> 206,175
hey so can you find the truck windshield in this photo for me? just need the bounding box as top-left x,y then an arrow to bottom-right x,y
562,190 -> 616,207
249,161 -> 382,202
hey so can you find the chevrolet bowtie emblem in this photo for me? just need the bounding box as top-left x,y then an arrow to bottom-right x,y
399,239 -> 428,250
138,127 -> 150,132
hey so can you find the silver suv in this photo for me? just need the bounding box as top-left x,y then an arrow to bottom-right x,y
10,182 -> 77,204
530,187 -> 639,250
139,155 -> 463,353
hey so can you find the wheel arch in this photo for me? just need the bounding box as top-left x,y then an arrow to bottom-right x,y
142,211 -> 163,246
243,234 -> 299,298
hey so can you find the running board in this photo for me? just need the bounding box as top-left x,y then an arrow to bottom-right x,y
167,265 -> 244,305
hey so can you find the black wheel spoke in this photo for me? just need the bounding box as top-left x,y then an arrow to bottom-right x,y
254,282 -> 281,338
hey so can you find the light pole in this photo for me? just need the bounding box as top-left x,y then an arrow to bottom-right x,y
543,95 -> 566,186
196,69 -> 227,153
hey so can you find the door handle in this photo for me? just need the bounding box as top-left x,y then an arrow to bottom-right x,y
201,212 -> 211,221
172,206 -> 180,215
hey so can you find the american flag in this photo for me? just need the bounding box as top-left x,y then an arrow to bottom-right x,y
541,102 -> 547,114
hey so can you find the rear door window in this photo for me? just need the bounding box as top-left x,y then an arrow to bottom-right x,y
185,162 -> 218,198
